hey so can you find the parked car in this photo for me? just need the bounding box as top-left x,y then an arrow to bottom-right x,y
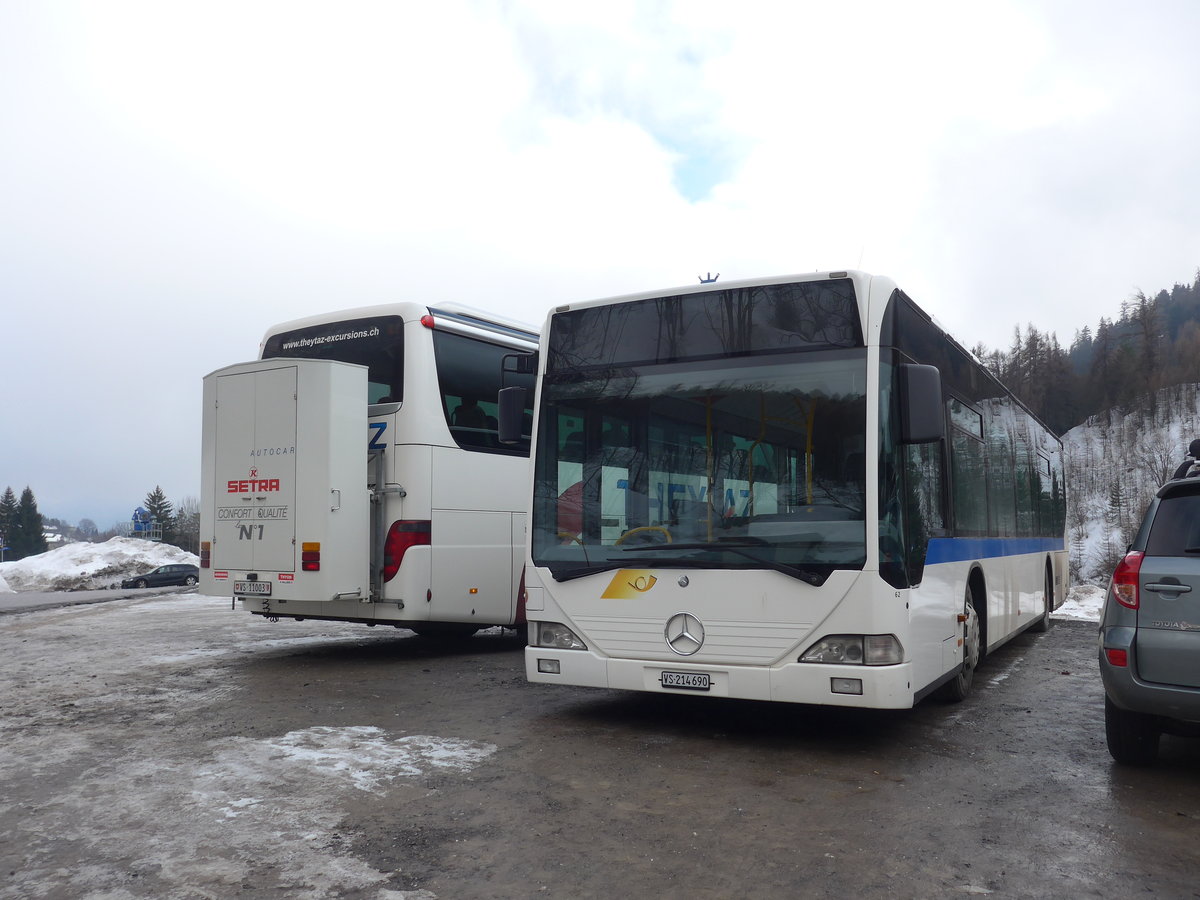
1099,475 -> 1200,764
121,564 -> 199,589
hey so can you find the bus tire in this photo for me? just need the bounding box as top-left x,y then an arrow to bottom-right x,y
1032,563 -> 1053,633
937,584 -> 981,702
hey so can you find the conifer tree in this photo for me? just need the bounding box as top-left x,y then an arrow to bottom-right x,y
12,487 -> 48,560
172,496 -> 200,554
143,486 -> 176,544
1089,318 -> 1116,417
0,487 -> 16,553
1132,290 -> 1162,404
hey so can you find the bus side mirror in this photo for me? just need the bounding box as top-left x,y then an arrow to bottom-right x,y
899,364 -> 944,444
497,387 -> 527,445
503,351 -> 539,375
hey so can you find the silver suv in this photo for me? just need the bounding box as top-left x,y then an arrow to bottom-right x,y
1099,477 -> 1200,764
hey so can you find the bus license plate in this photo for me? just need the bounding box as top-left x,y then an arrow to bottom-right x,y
234,581 -> 272,596
661,671 -> 710,691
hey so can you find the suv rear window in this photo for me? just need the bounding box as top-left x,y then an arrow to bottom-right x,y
1146,489 -> 1200,556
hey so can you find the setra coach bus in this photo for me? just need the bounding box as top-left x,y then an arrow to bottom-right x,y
200,302 -> 537,635
501,271 -> 1067,708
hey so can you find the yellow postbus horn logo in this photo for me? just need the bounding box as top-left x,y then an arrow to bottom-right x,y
601,570 -> 658,599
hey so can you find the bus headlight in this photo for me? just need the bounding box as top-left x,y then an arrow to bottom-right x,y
535,622 -> 587,651
800,634 -> 903,665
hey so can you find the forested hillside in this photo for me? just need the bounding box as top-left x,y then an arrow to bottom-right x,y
971,268 -> 1200,584
973,270 -> 1200,435
1064,383 -> 1200,584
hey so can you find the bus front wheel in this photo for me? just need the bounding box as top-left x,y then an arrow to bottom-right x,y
938,586 -> 981,702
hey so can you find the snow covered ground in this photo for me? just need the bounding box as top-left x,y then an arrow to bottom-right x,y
1054,582 -> 1105,622
0,536 -> 198,593
1,537 -> 1109,621
0,591 -> 504,898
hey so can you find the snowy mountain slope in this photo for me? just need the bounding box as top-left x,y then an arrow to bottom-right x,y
1063,382 -> 1200,584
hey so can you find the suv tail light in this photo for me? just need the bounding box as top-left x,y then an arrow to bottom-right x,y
383,520 -> 431,582
1110,551 -> 1144,609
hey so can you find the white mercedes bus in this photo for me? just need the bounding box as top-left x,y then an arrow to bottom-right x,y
503,271 -> 1067,707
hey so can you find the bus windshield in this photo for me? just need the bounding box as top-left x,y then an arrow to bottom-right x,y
262,315 -> 404,404
532,348 -> 868,584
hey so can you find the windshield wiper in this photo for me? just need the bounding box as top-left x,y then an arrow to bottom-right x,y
550,556 -> 745,582
619,540 -> 768,554
549,562 -> 627,582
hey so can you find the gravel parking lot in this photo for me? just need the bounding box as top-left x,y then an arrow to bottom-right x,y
2,593 -> 1199,899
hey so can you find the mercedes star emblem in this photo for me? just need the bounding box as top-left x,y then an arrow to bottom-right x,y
664,612 -> 705,656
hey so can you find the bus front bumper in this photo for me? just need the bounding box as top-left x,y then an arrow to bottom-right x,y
525,648 -> 916,709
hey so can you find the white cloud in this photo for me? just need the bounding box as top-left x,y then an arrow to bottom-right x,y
2,0 -> 1200,524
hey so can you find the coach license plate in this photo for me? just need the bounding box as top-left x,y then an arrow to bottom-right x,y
660,671 -> 710,691
234,581 -> 272,596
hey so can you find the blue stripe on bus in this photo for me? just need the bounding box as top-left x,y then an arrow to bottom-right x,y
924,537 -> 1065,565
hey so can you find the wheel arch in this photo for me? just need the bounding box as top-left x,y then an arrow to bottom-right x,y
1045,555 -> 1056,608
967,564 -> 987,660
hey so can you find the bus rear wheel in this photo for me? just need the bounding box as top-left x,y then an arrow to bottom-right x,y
938,586 -> 981,702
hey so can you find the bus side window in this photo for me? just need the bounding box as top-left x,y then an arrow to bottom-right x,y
432,329 -> 533,454
951,430 -> 987,535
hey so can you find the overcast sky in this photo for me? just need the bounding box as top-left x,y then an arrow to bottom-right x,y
2,0 -> 1199,529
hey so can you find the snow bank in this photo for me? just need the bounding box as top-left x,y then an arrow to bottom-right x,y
1055,583 -> 1105,622
0,537 -> 199,593
218,727 -> 498,796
